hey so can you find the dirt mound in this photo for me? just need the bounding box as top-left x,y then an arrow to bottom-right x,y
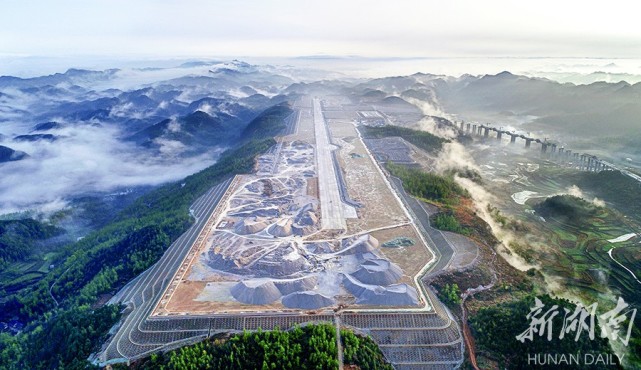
342,274 -> 419,306
268,218 -> 293,237
230,280 -> 281,305
282,291 -> 335,309
235,217 -> 269,235
351,258 -> 403,285
338,234 -> 379,255
275,276 -> 318,295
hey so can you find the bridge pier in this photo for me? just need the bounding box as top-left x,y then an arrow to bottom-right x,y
461,124 -> 609,174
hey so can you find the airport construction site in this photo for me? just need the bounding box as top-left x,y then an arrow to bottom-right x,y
99,96 -> 470,369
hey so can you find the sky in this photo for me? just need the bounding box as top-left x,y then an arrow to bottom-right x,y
2,0 -> 641,60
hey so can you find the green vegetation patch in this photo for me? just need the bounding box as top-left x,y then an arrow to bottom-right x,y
0,304 -> 121,370
432,213 -> 471,235
359,125 -> 447,153
241,103 -> 293,140
125,325 -> 394,370
470,294 -> 619,369
0,219 -> 63,268
438,283 -> 462,306
535,195 -> 604,226
341,329 -> 394,370
382,237 -> 415,248
126,324 -> 340,370
0,138 -> 276,369
566,170 -> 641,225
387,162 -> 467,205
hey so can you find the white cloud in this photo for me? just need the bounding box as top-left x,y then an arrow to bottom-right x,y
166,118 -> 181,133
0,123 -> 219,214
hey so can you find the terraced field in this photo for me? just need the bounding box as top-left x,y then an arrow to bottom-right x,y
539,208 -> 639,303
471,147 -> 641,306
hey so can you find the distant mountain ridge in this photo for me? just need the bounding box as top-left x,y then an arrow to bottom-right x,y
355,71 -> 641,138
0,145 -> 28,162
0,68 -> 119,89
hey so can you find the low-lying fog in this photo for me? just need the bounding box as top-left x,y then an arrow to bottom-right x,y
0,122 -> 221,214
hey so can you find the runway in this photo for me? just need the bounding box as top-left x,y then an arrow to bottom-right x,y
313,97 -> 347,230
98,99 -> 464,368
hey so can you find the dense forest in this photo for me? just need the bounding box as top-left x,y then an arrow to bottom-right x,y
0,305 -> 121,370
0,138 -> 275,369
124,324 -> 338,370
0,219 -> 63,268
470,294 -> 622,369
340,329 -> 394,370
241,103 -> 293,140
565,170 -> 641,223
121,324 -> 393,370
359,125 -> 447,153
534,194 -> 602,225
432,213 -> 470,235
386,162 -> 467,204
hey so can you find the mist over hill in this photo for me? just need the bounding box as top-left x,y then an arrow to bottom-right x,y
2,59 -> 639,216
0,61 -> 299,214
2,57 -> 641,370
357,71 -> 640,129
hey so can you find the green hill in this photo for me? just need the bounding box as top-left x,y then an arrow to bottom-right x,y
534,195 -> 602,225
241,103 -> 293,140
359,125 -> 447,153
0,219 -> 63,268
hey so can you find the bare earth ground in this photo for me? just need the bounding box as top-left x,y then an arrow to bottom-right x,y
154,96 -> 434,316
328,118 -> 409,232
370,225 -> 433,283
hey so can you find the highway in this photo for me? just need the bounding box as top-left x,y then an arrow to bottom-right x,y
99,177 -> 233,364
388,176 -> 456,274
